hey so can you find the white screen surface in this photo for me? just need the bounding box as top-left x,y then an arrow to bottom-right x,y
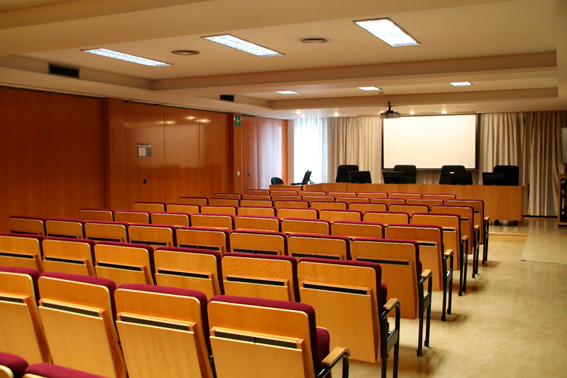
383,115 -> 477,169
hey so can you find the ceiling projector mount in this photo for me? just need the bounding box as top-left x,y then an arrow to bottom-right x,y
380,101 -> 401,119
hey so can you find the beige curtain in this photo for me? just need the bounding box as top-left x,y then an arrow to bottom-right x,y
479,111 -> 567,216
327,117 -> 382,183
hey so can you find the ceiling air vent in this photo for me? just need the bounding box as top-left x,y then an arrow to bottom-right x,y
299,37 -> 329,44
49,64 -> 79,79
220,95 -> 235,102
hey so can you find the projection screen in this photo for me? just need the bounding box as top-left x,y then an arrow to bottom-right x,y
382,114 -> 478,170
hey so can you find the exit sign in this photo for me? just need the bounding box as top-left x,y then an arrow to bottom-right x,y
234,114 -> 242,127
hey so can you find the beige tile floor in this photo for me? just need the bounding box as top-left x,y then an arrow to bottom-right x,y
344,217 -> 567,378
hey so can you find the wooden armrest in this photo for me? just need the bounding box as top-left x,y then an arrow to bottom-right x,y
484,216 -> 490,221
421,269 -> 432,279
320,347 -> 351,367
444,249 -> 453,257
384,297 -> 401,311
474,225 -> 480,231
461,235 -> 469,242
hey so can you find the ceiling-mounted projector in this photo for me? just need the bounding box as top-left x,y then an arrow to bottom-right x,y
380,101 -> 401,119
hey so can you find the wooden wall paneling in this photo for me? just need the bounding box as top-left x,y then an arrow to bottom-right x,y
0,87 -> 48,232
230,114 -> 243,194
199,111 -> 230,197
164,107 -> 201,203
241,116 -> 258,190
45,93 -> 105,219
124,102 -> 165,206
103,98 -> 127,209
257,117 -> 274,189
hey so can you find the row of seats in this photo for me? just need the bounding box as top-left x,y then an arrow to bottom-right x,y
0,351 -> 106,378
2,266 -> 404,377
0,227 -> 443,351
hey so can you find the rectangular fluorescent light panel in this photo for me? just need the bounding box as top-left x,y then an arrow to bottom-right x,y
451,82 -> 472,87
358,86 -> 381,91
355,18 -> 419,47
203,34 -> 283,57
276,91 -> 300,95
82,48 -> 172,67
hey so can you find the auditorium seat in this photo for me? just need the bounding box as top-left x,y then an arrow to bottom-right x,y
412,213 -> 467,295
42,237 -> 96,276
358,192 -> 388,199
0,234 -> 44,272
287,234 -> 350,260
350,238 -> 431,356
0,266 -> 51,364
45,219 -> 85,239
371,197 -> 406,206
242,194 -> 272,200
113,210 -> 150,224
234,215 -> 281,232
363,211 -> 410,225
200,205 -> 238,217
310,201 -> 348,211
190,213 -> 235,231
328,191 -> 356,197
229,230 -> 288,256
94,242 -> 155,285
0,351 -> 28,378
389,203 -> 430,216
37,272 -> 125,378
84,221 -> 129,242
153,247 -> 223,297
114,284 -> 214,378
297,258 -> 400,373
446,199 -> 490,263
208,198 -> 240,207
391,192 -> 422,200
318,209 -> 362,222
149,211 -> 190,227
407,198 -> 445,208
423,193 -> 457,200
348,202 -> 388,213
8,216 -> 46,237
239,199 -> 274,207
302,195 -> 336,203
331,220 -> 384,239
178,197 -> 208,206
79,208 -> 114,222
213,193 -> 242,200
338,196 -> 370,204
273,199 -> 309,210
127,224 -> 176,247
166,203 -> 201,215
237,206 -> 276,216
207,295 -> 351,378
133,201 -> 165,212
23,363 -> 108,378
431,204 -> 480,277
281,218 -> 331,235
244,189 -> 270,195
176,226 -> 230,254
221,252 -> 300,301
277,207 -> 318,219
385,224 -> 453,321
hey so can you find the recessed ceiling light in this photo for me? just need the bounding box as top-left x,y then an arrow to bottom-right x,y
300,114 -> 306,118
358,86 -> 381,91
276,91 -> 300,95
334,112 -> 339,117
442,110 -> 447,114
410,111 -> 415,115
202,34 -> 284,57
172,50 -> 200,56
82,48 -> 172,67
296,110 -> 302,114
354,18 -> 420,47
451,81 -> 472,87
299,37 -> 329,44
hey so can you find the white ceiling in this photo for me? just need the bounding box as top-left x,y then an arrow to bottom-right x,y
0,0 -> 566,119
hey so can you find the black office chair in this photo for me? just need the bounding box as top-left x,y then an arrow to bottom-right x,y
271,177 -> 284,185
448,171 -> 473,185
439,165 -> 465,184
336,165 -> 359,183
393,165 -> 417,184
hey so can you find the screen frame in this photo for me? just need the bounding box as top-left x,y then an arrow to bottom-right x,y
381,114 -> 479,171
